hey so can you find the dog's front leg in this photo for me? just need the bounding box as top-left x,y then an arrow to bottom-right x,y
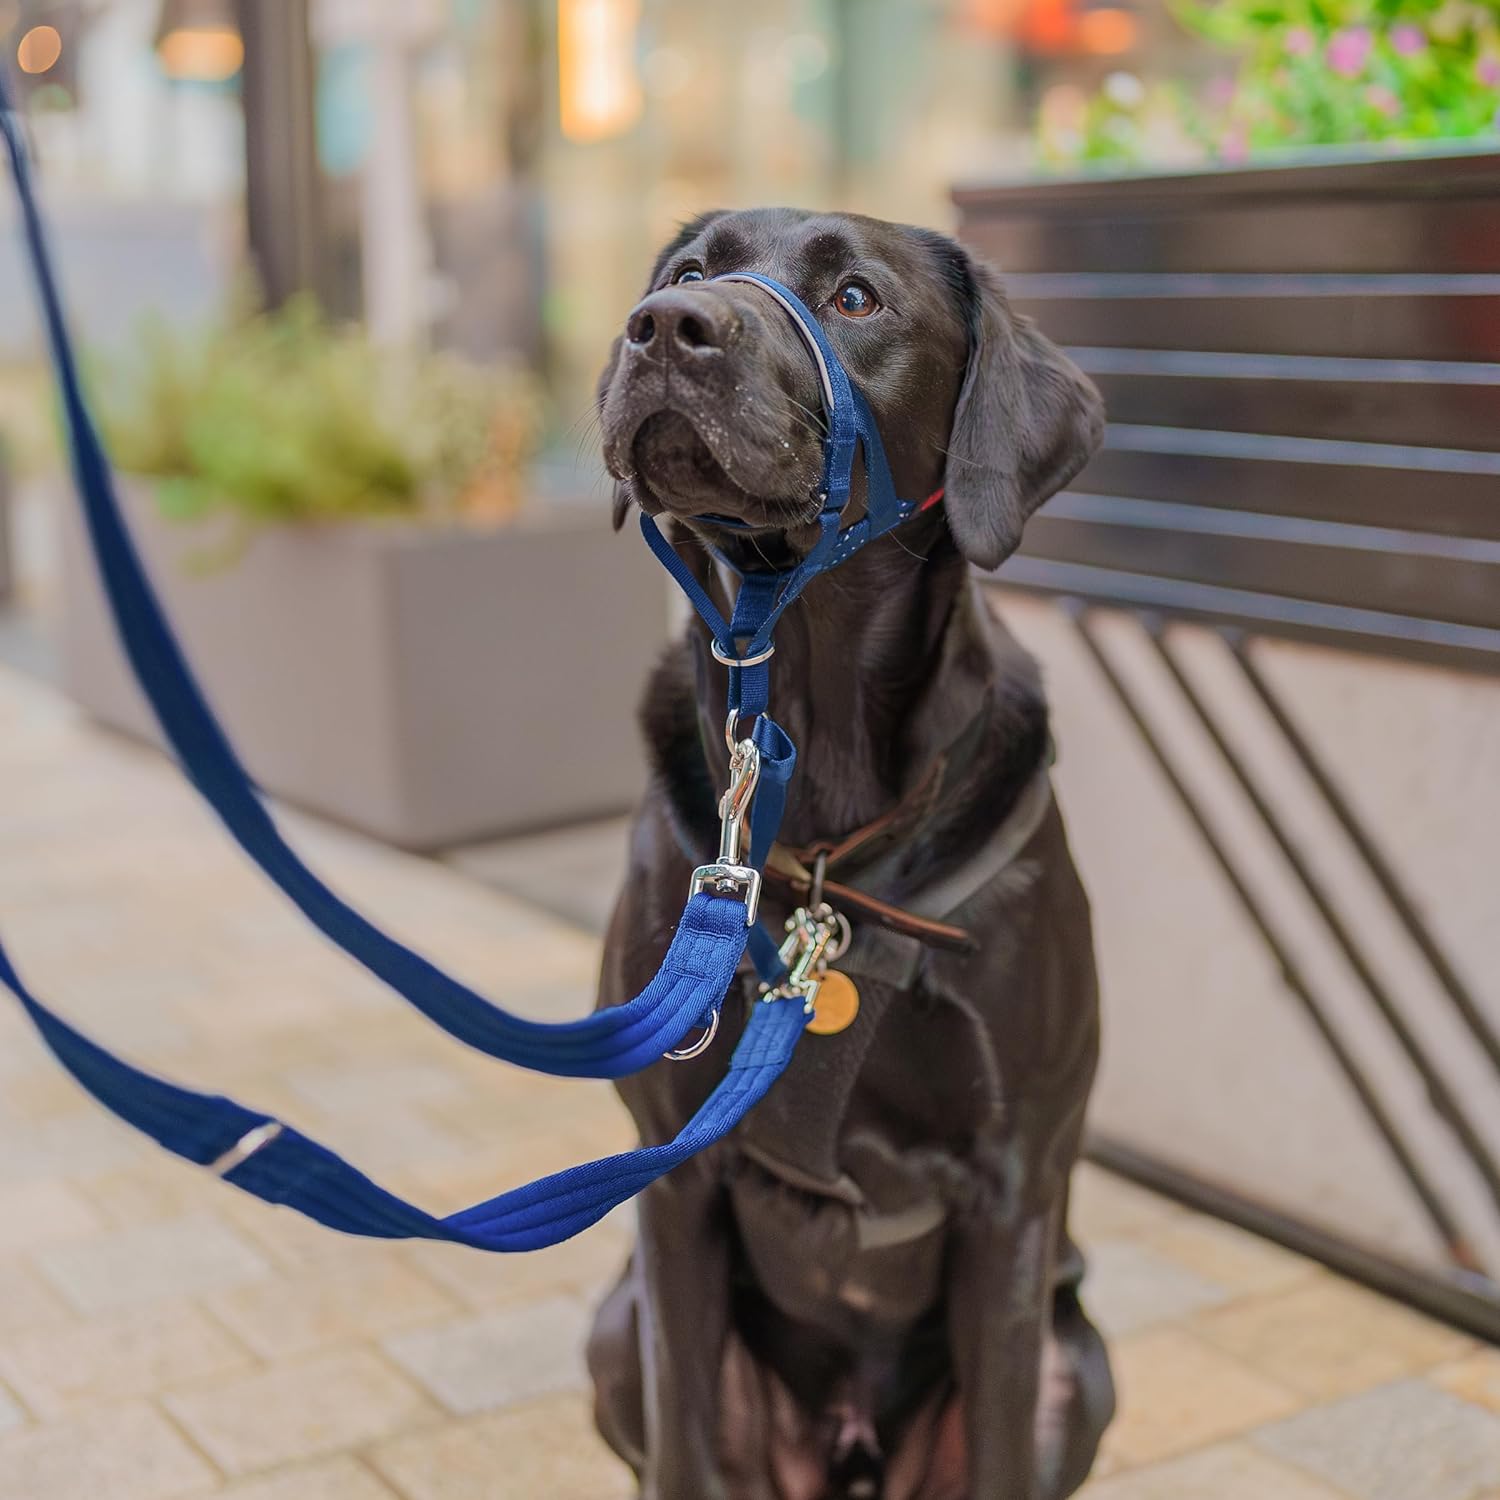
947,1202 -> 1055,1500
636,1164 -> 732,1500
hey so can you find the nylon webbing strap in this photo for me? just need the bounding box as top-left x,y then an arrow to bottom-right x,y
0,70 -> 934,1252
0,927 -> 807,1251
0,72 -> 763,1081
0,68 -> 818,1249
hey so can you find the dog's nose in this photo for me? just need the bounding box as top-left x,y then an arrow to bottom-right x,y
625,288 -> 736,357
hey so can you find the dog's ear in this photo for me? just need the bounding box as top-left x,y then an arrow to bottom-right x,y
942,253 -> 1104,570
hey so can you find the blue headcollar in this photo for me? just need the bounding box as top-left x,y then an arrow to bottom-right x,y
637,273 -> 940,982
638,271 -> 934,673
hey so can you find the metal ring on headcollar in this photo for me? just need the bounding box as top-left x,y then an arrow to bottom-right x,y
710,640 -> 776,668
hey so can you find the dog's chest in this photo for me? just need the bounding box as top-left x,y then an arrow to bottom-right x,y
725,975 -> 1000,1332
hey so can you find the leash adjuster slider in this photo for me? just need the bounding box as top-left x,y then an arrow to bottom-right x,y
208,1121 -> 284,1177
689,737 -> 763,925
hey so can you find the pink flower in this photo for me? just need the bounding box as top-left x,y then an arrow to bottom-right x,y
1365,84 -> 1401,117
1390,24 -> 1426,57
1479,55 -> 1500,88
1327,26 -> 1373,78
1285,26 -> 1314,58
1203,74 -> 1235,107
1218,125 -> 1249,163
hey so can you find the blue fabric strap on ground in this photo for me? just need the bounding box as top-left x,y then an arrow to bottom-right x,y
0,73 -> 773,1081
0,929 -> 808,1250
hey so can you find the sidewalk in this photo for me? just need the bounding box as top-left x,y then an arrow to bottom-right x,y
0,661 -> 1496,1500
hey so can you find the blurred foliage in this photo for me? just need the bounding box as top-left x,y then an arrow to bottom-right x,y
0,364 -> 56,479
102,299 -> 546,539
1038,0 -> 1500,167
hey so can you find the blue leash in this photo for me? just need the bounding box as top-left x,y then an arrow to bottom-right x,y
0,71 -> 931,1249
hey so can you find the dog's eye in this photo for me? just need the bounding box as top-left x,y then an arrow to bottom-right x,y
673,265 -> 705,284
834,282 -> 878,318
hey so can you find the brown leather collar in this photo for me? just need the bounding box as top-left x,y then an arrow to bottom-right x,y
763,845 -> 977,951
761,702 -> 997,952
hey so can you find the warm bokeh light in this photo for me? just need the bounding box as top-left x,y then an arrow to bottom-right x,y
1020,0 -> 1076,53
157,25 -> 244,82
558,0 -> 643,144
965,0 -> 1030,35
16,24 -> 63,75
1078,7 -> 1138,55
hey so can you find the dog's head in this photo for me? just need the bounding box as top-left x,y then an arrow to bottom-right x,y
597,207 -> 1102,569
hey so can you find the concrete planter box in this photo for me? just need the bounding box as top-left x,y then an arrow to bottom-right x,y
0,450 -> 13,604
57,483 -> 670,849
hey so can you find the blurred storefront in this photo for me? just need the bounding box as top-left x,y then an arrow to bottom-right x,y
2,0 -> 1182,428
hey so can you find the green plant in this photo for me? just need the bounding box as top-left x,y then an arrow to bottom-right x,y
1038,0 -> 1500,167
103,299 -> 545,535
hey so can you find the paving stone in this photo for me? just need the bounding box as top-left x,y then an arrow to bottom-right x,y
208,1254 -> 459,1360
1255,1379 -> 1500,1500
219,1456 -> 400,1500
0,1067 -> 94,1125
279,1061 -> 460,1117
401,1223 -> 629,1310
0,1300 -> 251,1416
165,1350 -> 437,1477
381,1295 -> 590,1415
79,1159 -> 223,1229
0,1401 -> 217,1500
370,1391 -> 633,1500
1083,1239 -> 1234,1338
220,1194 -> 366,1272
1070,1164 -> 1185,1243
1079,1439 -> 1348,1499
1101,1328 -> 1299,1468
1136,1216 -> 1317,1299
0,1259 -> 72,1336
1191,1276 -> 1472,1401
0,1110 -> 141,1185
1432,1347 -> 1500,1417
0,1181 -> 103,1256
36,1212 -> 272,1314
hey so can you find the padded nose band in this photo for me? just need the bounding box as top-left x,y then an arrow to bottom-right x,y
715,272 -> 840,416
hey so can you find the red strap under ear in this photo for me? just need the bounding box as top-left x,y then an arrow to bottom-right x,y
919,487 -> 945,512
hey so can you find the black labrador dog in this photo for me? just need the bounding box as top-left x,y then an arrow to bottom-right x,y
587,208 -> 1114,1500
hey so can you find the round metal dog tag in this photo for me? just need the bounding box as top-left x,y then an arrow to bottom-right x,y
807,971 -> 860,1035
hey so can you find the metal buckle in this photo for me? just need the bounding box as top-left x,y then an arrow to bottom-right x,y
760,903 -> 850,1013
687,737 -> 763,927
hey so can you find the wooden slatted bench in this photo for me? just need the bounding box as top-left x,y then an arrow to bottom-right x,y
954,149 -> 1500,1339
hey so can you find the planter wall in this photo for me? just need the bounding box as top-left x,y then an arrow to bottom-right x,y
956,148 -> 1500,1329
0,452 -> 12,605
57,485 -> 671,849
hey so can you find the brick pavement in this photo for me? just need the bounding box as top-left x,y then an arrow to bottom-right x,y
0,663 -> 1495,1499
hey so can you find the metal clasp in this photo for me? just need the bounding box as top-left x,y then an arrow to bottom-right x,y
760,903 -> 850,1013
688,737 -> 763,925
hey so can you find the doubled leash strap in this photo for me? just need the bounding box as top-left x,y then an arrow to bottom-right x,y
0,936 -> 807,1250
0,73 -> 932,1249
0,73 -> 762,1082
